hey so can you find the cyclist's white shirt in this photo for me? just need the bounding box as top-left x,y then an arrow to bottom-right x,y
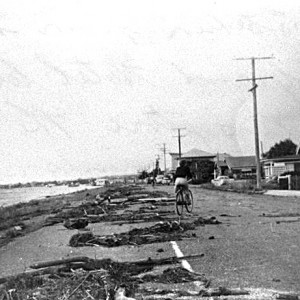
174,177 -> 188,192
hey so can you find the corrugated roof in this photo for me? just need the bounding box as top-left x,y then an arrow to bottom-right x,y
261,155 -> 300,162
213,153 -> 231,162
225,156 -> 256,169
181,148 -> 215,158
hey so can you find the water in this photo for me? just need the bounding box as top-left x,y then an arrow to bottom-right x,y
0,185 -> 99,207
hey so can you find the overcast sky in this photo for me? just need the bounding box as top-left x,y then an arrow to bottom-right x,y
1,0 -> 300,183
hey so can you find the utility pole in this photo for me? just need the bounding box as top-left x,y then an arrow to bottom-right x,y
159,143 -> 167,173
172,128 -> 186,159
236,56 -> 274,189
260,141 -> 264,158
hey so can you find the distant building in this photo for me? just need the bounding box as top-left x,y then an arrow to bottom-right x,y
213,153 -> 232,163
262,155 -> 300,178
181,148 -> 216,161
225,156 -> 257,179
214,153 -> 232,178
181,148 -> 216,182
169,152 -> 180,171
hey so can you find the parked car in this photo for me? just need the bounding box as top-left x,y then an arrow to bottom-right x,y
161,176 -> 172,185
144,177 -> 154,184
155,175 -> 164,184
94,178 -> 110,187
211,176 -> 234,186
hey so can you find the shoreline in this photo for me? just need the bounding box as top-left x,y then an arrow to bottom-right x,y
0,185 -> 105,248
0,184 -> 101,208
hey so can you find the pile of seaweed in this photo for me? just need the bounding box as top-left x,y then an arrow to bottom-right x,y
69,217 -> 221,247
44,186 -> 172,227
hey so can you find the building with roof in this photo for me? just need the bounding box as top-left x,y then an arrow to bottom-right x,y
262,155 -> 300,178
181,148 -> 216,160
182,148 -> 216,182
225,156 -> 257,179
169,152 -> 180,171
169,148 -> 216,171
214,153 -> 232,178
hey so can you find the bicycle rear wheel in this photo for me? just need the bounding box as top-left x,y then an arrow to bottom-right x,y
185,189 -> 193,213
175,191 -> 184,216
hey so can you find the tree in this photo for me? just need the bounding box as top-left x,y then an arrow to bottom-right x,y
262,138 -> 298,159
138,170 -> 149,180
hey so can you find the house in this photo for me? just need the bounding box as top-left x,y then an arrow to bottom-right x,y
181,148 -> 216,182
214,153 -> 232,178
225,156 -> 257,179
262,155 -> 300,178
181,148 -> 216,160
169,152 -> 180,171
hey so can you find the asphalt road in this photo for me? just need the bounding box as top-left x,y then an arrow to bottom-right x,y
0,184 -> 299,296
147,185 -> 300,293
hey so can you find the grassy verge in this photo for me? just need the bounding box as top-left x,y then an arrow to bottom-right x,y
199,179 -> 279,194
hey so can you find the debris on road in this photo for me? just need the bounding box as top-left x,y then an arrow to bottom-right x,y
276,293 -> 300,300
138,266 -> 208,284
63,218 -> 89,230
261,212 -> 300,218
1,184 -> 298,299
115,286 -> 136,300
219,213 -> 241,217
43,186 -> 173,227
0,255 -> 209,300
199,286 -> 250,297
194,216 -> 222,225
69,220 -> 197,247
68,216 -> 221,247
260,212 -> 300,224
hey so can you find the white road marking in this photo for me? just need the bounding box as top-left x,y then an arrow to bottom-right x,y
170,241 -> 194,273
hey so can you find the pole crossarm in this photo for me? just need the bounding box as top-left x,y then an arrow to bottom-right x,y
234,56 -> 275,60
236,76 -> 273,82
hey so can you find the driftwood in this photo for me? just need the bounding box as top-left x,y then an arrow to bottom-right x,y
30,256 -> 90,269
133,254 -> 205,266
122,197 -> 174,205
0,255 -> 253,300
0,266 -> 65,284
138,286 -> 249,299
277,294 -> 299,300
29,254 -> 205,271
199,287 -> 249,297
127,194 -> 151,200
139,197 -> 175,202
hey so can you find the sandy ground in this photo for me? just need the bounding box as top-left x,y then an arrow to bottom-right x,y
0,184 -> 299,297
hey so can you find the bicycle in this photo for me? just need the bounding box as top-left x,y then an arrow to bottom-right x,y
175,185 -> 194,216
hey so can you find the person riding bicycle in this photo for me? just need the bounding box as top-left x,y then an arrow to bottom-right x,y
174,160 -> 193,201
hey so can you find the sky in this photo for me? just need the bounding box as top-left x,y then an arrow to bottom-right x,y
1,0 -> 300,184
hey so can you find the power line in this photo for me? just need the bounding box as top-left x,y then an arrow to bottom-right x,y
235,56 -> 274,189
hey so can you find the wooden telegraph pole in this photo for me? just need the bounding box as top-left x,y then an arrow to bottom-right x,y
160,143 -> 167,172
172,128 -> 186,159
236,56 -> 274,189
